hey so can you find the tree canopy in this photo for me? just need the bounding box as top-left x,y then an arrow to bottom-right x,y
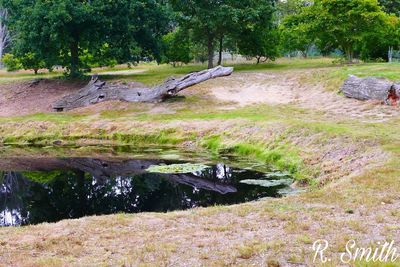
0,0 -> 399,74
170,0 -> 276,68
2,0 -> 170,77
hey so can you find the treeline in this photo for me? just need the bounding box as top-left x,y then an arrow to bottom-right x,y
0,0 -> 399,76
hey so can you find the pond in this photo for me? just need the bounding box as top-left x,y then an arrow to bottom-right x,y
0,147 -> 297,226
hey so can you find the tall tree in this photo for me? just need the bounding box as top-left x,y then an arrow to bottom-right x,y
161,28 -> 192,67
307,0 -> 388,62
280,9 -> 315,57
359,14 -> 400,61
2,0 -> 170,77
170,0 -> 276,69
0,8 -> 10,66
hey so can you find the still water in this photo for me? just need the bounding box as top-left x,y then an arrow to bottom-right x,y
0,150 -> 295,226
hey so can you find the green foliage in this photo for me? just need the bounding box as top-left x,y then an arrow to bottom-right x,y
307,0 -> 389,61
276,0 -> 310,17
280,10 -> 315,57
19,52 -> 45,74
3,0 -> 170,77
238,27 -> 280,63
379,0 -> 400,15
359,15 -> 400,61
2,53 -> 22,71
161,28 -> 192,67
170,0 -> 276,68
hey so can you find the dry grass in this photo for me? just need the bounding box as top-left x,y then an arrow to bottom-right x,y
0,59 -> 399,266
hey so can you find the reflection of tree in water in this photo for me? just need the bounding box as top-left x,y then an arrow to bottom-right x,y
0,159 -> 289,226
0,171 -> 30,226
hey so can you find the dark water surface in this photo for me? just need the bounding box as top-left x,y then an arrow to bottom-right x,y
0,149 -> 295,226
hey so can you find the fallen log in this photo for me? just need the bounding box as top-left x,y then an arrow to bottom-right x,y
53,66 -> 234,111
340,75 -> 399,106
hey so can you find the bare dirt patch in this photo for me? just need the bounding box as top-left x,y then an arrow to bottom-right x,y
1,70 -> 399,122
0,79 -> 85,117
205,71 -> 400,122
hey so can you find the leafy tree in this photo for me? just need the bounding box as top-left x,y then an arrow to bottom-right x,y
238,26 -> 280,63
170,0 -> 275,68
280,10 -> 315,57
2,0 -> 170,77
161,28 -> 192,67
2,53 -> 21,71
308,0 -> 389,62
360,15 -> 400,61
19,52 -> 45,74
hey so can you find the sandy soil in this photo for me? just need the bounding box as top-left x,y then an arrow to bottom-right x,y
206,71 -> 400,122
0,69 -> 399,266
0,79 -> 85,116
0,69 -> 398,122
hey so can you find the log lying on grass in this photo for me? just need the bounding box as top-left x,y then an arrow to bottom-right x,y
340,75 -> 400,106
53,66 -> 234,111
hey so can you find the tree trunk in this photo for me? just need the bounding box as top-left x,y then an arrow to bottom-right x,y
69,38 -> 80,77
0,9 -> 10,69
341,75 -> 399,106
217,34 -> 223,65
0,46 -> 3,68
388,46 -> 393,63
53,66 -> 234,111
207,34 -> 214,69
256,56 -> 261,64
345,46 -> 354,63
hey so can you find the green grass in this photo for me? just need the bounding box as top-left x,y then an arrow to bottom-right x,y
1,57 -> 400,184
1,58 -> 400,266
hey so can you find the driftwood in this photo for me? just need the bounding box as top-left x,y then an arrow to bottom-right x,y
340,75 -> 399,106
53,66 -> 234,111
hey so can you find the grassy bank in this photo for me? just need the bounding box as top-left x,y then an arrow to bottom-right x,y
0,58 -> 399,266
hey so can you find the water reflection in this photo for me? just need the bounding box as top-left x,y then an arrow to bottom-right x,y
0,158 -> 292,226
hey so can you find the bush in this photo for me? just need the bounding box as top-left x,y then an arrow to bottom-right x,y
2,53 -> 22,71
20,52 -> 46,74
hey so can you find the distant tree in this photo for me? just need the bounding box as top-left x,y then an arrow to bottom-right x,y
19,52 -> 45,74
280,10 -> 315,57
161,28 -> 192,67
0,8 -> 10,67
238,27 -> 280,63
2,0 -> 170,77
2,53 -> 20,71
170,0 -> 276,69
190,42 -> 208,64
360,15 -> 400,61
308,0 -> 388,62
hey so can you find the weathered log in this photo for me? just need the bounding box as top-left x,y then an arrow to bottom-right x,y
340,75 -> 399,106
53,66 -> 234,111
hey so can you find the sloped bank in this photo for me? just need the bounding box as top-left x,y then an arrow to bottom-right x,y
0,118 -> 387,186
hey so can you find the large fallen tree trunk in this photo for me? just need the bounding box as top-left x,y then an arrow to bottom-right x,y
53,66 -> 234,111
340,75 -> 399,106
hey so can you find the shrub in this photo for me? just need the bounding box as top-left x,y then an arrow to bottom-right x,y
2,53 -> 22,71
